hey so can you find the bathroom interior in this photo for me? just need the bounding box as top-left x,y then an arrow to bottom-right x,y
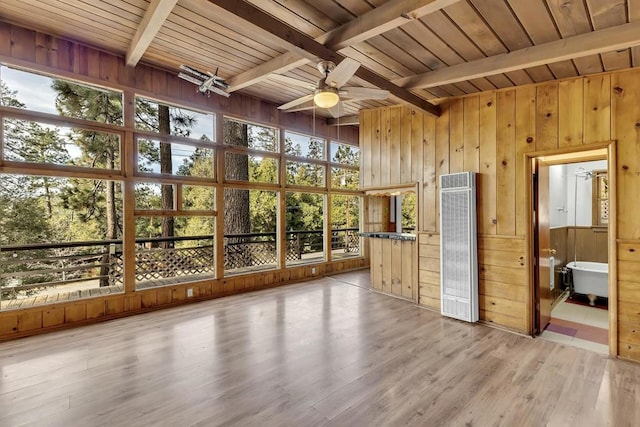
540,159 -> 609,354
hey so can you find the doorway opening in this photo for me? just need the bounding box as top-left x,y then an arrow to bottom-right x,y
530,145 -> 616,355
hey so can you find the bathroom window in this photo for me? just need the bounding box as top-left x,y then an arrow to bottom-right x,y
592,170 -> 608,227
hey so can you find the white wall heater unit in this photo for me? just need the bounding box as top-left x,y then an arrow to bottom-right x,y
439,172 -> 479,322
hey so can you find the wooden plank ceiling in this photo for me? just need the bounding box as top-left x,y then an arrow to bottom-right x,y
1,0 -> 639,124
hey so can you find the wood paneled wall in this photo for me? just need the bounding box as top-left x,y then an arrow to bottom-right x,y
0,22 -> 362,340
369,239 -> 417,301
361,68 -> 640,361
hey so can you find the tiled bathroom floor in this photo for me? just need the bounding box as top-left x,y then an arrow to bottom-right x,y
539,293 -> 609,354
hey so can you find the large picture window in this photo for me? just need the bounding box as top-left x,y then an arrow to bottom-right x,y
0,64 -> 363,312
0,174 -> 124,309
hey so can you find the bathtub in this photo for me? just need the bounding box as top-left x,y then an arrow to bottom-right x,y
566,261 -> 608,304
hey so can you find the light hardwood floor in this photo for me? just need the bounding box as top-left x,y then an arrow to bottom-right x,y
0,270 -> 638,426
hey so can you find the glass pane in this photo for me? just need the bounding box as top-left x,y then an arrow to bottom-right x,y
223,189 -> 278,274
135,97 -> 214,141
331,167 -> 359,190
285,192 -> 324,266
286,161 -> 325,186
135,216 -> 215,289
225,152 -> 278,184
183,185 -> 215,211
331,195 -> 361,259
3,118 -> 121,169
1,65 -> 123,124
137,138 -> 214,177
401,192 -> 417,233
135,183 -> 174,210
330,141 -> 359,166
285,131 -> 325,159
223,118 -> 278,152
1,174 -> 124,310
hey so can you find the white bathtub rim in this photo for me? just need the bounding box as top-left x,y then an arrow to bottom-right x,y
566,261 -> 608,274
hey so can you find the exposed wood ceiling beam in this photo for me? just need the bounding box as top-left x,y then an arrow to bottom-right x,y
126,0 -> 179,66
394,21 -> 640,89
228,0 -> 460,91
210,0 -> 440,117
328,115 -> 359,126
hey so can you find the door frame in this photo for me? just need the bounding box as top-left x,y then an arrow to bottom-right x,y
525,141 -> 618,356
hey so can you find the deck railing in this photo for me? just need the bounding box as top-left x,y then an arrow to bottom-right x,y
0,229 -> 360,299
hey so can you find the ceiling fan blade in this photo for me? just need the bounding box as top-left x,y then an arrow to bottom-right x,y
268,74 -> 315,90
282,100 -> 316,112
326,103 -> 342,118
278,94 -> 315,110
325,58 -> 360,88
340,87 -> 390,100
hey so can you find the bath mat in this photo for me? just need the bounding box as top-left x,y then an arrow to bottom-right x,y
564,294 -> 608,310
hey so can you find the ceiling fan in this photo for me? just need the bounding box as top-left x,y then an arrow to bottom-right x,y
271,58 -> 389,117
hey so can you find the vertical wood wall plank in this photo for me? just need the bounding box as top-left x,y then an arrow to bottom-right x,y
496,90 -> 517,236
559,79 -> 584,147
423,114 -> 436,233
382,239 -> 392,294
479,92 -> 497,235
389,107 -> 401,184
536,82 -> 559,150
515,85 -> 536,237
411,109 -> 424,185
10,26 -> 36,62
381,108 -> 391,186
401,241 -> 413,299
0,22 -> 11,56
371,109 -> 381,187
584,74 -> 612,143
449,98 -> 464,173
435,104 -> 450,233
400,107 -> 412,184
361,109 -> 372,188
464,96 -> 480,172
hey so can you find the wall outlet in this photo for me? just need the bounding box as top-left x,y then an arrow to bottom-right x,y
311,267 -> 316,274
187,288 -> 193,298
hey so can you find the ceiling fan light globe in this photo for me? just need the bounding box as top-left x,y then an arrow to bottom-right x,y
314,87 -> 339,108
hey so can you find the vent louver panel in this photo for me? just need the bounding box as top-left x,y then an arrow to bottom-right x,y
439,172 -> 479,322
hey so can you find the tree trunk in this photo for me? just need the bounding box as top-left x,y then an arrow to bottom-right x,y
224,121 -> 251,268
159,104 -> 174,249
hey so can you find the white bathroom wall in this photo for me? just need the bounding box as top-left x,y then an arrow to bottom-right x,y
548,160 -> 607,227
566,160 -> 607,226
549,164 -> 567,228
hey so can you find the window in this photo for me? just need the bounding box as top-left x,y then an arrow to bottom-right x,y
224,118 -> 278,152
223,189 -> 278,274
330,167 -> 359,190
0,174 -> 124,308
330,141 -> 359,166
136,138 -> 214,178
3,118 -> 121,169
286,160 -> 325,187
135,97 -> 214,141
134,216 -> 215,289
1,65 -> 123,125
285,192 -> 325,265
592,170 -> 608,227
285,131 -> 325,159
331,195 -> 361,258
225,152 -> 279,184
